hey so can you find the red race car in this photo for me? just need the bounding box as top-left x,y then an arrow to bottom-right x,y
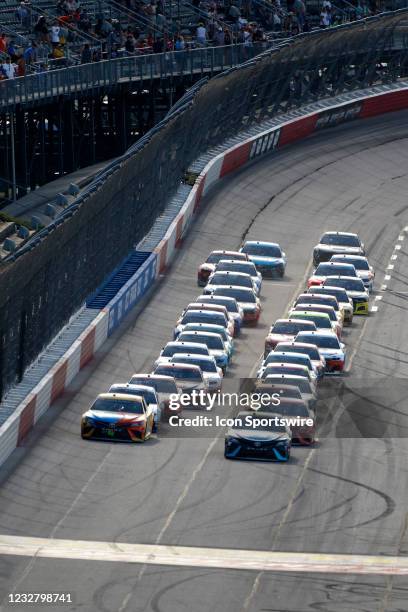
197,250 -> 248,286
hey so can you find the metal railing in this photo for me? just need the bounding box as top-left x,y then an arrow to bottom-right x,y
0,41 -> 270,108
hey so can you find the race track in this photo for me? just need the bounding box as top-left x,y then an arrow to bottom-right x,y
1,111 -> 408,612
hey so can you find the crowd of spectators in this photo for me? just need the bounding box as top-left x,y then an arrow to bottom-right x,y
0,0 -> 379,80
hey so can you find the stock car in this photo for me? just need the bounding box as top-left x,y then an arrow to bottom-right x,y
197,250 -> 248,286
264,319 -> 317,356
288,310 -> 339,338
204,271 -> 257,296
307,262 -> 358,288
330,254 -> 375,292
259,398 -> 316,445
181,303 -> 235,333
182,323 -> 234,358
240,241 -> 287,278
214,260 -> 262,295
210,286 -> 261,323
178,330 -> 230,371
257,351 -> 318,381
224,411 -> 292,461
274,341 -> 326,378
260,364 -> 316,392
295,293 -> 343,324
313,231 -> 365,266
196,294 -> 243,335
263,374 -> 317,409
153,363 -> 207,394
322,276 -> 369,315
81,393 -> 154,442
170,354 -> 223,390
295,330 -> 346,373
291,304 -> 342,337
109,383 -> 162,432
155,341 -> 210,367
129,373 -> 180,418
308,285 -> 354,324
174,309 -> 234,339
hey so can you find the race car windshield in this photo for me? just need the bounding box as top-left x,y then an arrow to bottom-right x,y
172,358 -> 217,373
182,312 -> 227,326
163,345 -> 207,357
201,298 -> 239,313
315,264 -> 356,277
180,334 -> 224,350
276,344 -> 320,361
214,288 -> 256,303
338,259 -> 369,270
300,296 -> 339,310
263,366 -> 308,378
276,404 -> 309,417
325,278 -> 365,291
303,335 -> 341,349
217,262 -> 257,276
130,377 -> 178,394
133,389 -> 156,404
236,415 -> 287,432
92,398 -> 144,414
266,355 -> 310,368
157,367 -> 202,380
272,322 -> 313,334
209,273 -> 253,288
320,234 -> 360,247
313,287 -> 348,302
241,244 -> 282,257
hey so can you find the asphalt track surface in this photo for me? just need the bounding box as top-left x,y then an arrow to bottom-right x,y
1,111 -> 408,612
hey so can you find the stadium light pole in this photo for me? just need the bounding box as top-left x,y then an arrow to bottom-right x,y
9,111 -> 17,203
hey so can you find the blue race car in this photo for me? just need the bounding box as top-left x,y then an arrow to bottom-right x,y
240,241 -> 286,278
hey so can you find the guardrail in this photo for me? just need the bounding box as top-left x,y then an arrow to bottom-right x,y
0,9 -> 407,398
0,42 -> 270,109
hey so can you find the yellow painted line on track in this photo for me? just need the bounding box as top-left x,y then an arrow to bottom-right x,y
0,535 -> 407,576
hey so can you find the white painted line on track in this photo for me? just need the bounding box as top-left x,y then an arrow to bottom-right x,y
374,295 -> 383,301
395,244 -> 401,250
387,264 -> 394,270
398,235 -> 404,241
385,274 -> 391,281
1,535 -> 408,576
391,254 -> 398,260
381,284 -> 387,291
371,306 -> 378,313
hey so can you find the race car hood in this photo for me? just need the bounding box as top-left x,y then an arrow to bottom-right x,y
346,290 -> 369,299
227,429 -> 289,443
318,347 -> 345,360
266,333 -> 295,345
84,410 -> 145,424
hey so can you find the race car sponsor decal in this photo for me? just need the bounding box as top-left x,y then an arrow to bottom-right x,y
250,128 -> 281,159
315,102 -> 363,129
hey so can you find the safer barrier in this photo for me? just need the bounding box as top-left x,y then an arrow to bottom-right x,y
1,10 -> 408,400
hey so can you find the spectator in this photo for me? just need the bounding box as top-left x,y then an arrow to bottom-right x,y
0,33 -> 6,54
214,26 -> 225,46
229,3 -> 241,21
34,16 -> 49,43
78,9 -> 91,32
1,57 -> 17,79
51,21 -> 61,47
320,7 -> 331,27
174,35 -> 185,50
80,42 -> 92,63
153,37 -> 164,53
16,56 -> 26,76
125,34 -> 136,53
7,40 -> 18,60
156,12 -> 167,30
16,2 -> 31,29
23,42 -> 37,66
293,0 -> 306,30
196,22 -> 207,45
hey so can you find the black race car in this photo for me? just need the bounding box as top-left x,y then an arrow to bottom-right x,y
224,411 -> 291,461
313,231 -> 365,266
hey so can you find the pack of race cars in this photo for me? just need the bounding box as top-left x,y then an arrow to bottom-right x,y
81,231 -> 373,462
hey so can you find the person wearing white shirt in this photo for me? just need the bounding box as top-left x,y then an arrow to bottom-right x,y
196,23 -> 207,45
2,58 -> 17,79
51,22 -> 60,46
